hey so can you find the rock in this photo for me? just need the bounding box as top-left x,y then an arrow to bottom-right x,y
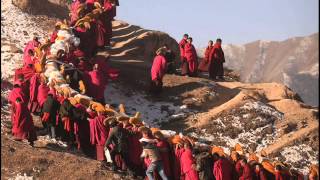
9,44 -> 22,53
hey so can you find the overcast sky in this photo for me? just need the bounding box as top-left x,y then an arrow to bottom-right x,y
117,0 -> 319,47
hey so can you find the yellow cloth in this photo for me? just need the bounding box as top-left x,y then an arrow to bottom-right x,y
129,117 -> 143,126
262,160 -> 275,175
35,62 -> 43,73
79,80 -> 86,94
211,146 -> 226,157
248,153 -> 259,162
235,143 -> 244,155
119,104 -> 126,114
68,97 -> 78,106
90,101 -> 105,112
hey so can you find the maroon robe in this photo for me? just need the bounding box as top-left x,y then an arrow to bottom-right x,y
14,66 -> 36,82
12,101 -> 37,142
94,19 -> 106,48
151,55 -> 167,81
179,39 -> 187,61
89,115 -> 109,161
23,40 -> 40,59
239,164 -> 253,180
198,46 -> 213,72
102,1 -> 114,46
208,43 -> 225,79
88,70 -> 107,103
180,148 -> 199,180
28,74 -> 40,113
156,140 -> 172,178
213,158 -> 233,180
184,43 -> 198,76
37,83 -> 50,108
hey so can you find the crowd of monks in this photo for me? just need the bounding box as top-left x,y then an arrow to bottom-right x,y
6,0 -> 319,179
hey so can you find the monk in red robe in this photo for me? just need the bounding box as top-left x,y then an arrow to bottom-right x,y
91,55 -> 119,80
179,34 -> 189,76
154,131 -> 172,179
149,48 -> 167,95
8,83 -> 28,125
198,40 -> 213,72
101,0 -> 114,48
89,112 -> 109,161
184,37 -> 198,77
28,73 -> 40,113
24,37 -> 40,59
179,142 -> 199,180
253,164 -> 268,180
239,159 -> 253,180
70,0 -> 85,25
208,38 -> 225,81
37,81 -> 50,109
23,49 -> 36,67
74,24 -> 97,58
87,64 -> 107,103
14,64 -> 36,82
212,153 -> 233,180
12,97 -> 37,146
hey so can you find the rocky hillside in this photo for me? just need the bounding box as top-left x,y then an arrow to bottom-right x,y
198,33 -> 319,107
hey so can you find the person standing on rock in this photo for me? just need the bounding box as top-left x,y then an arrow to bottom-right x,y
179,34 -> 189,76
208,38 -> 225,81
198,40 -> 213,72
149,48 -> 167,95
184,37 -> 198,77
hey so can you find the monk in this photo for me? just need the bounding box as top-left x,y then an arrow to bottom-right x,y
208,38 -> 225,81
8,82 -> 28,105
275,165 -> 285,180
179,34 -> 189,76
179,142 -> 199,180
28,73 -> 41,113
149,48 -> 167,95
253,164 -> 268,180
198,40 -> 213,72
50,23 -> 60,43
42,94 -> 60,139
69,0 -> 86,25
74,23 -> 97,58
14,64 -> 36,82
37,80 -> 50,110
239,159 -> 253,180
91,55 -> 119,81
195,152 -> 214,180
88,64 -> 107,103
154,131 -> 173,179
12,97 -> 37,146
24,37 -> 40,59
72,102 -> 95,156
23,49 -> 36,67
184,37 -> 198,77
89,111 -> 109,161
102,0 -> 114,48
59,97 -> 76,148
212,153 -> 233,180
163,44 -> 176,74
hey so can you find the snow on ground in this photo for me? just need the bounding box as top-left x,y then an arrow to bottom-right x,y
104,83 -> 191,127
280,144 -> 319,175
8,173 -> 33,180
189,100 -> 283,152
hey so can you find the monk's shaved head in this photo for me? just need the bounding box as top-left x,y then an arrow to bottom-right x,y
183,34 -> 189,38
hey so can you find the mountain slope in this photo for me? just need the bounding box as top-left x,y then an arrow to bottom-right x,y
198,33 -> 319,106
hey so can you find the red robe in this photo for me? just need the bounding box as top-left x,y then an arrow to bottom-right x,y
88,70 -> 107,102
14,66 -> 36,82
101,1 -> 114,46
184,43 -> 198,75
37,83 -> 50,108
70,0 -> 82,24
89,115 -> 109,161
239,164 -> 253,180
254,170 -> 268,180
12,102 -> 37,142
235,160 -> 243,176
50,30 -> 58,43
23,55 -> 35,67
94,19 -> 106,47
23,40 -> 40,59
198,46 -> 213,72
213,158 -> 233,180
28,74 -> 40,112
156,140 -> 172,177
91,56 -> 119,80
179,39 -> 187,60
151,55 -> 167,81
8,87 -> 27,105
180,148 -> 199,180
